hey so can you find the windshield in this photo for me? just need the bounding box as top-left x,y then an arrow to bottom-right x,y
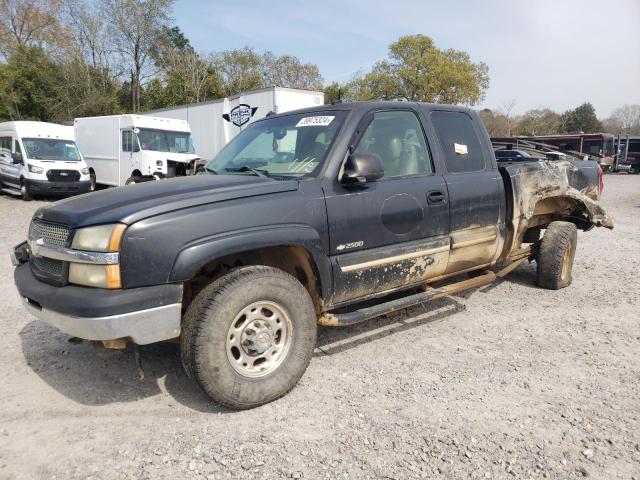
22,138 -> 82,161
205,111 -> 346,177
137,128 -> 195,154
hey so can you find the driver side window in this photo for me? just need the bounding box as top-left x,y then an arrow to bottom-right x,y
354,111 -> 433,178
122,130 -> 133,152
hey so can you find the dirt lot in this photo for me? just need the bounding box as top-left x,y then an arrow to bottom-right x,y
0,175 -> 639,480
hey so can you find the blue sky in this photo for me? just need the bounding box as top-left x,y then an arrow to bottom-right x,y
173,0 -> 640,117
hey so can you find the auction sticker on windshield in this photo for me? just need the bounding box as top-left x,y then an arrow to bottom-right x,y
296,116 -> 335,128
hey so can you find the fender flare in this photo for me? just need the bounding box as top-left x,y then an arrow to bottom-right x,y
169,224 -> 332,299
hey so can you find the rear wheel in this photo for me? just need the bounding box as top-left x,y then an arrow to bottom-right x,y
536,221 -> 577,290
180,266 -> 317,409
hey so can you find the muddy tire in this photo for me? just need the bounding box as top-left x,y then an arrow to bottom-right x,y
180,266 -> 317,409
536,221 -> 577,290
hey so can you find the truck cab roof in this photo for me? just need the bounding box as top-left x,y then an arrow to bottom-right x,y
0,121 -> 75,141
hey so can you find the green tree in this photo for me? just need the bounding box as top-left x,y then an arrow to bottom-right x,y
349,34 -> 489,105
516,108 -> 561,136
210,47 -> 264,97
323,81 -> 347,104
261,52 -> 323,91
1,45 -> 60,120
150,26 -> 223,107
478,108 -> 512,137
561,103 -> 602,133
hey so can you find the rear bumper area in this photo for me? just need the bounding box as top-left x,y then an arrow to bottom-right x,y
14,263 -> 183,344
25,179 -> 91,196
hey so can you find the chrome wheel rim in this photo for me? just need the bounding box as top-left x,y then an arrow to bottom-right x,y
226,301 -> 293,378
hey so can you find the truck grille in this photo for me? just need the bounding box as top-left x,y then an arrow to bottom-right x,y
32,256 -> 64,276
28,219 -> 72,286
46,169 -> 80,182
29,220 -> 71,247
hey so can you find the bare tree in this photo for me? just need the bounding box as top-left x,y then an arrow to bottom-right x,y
0,0 -> 63,58
605,104 -> 640,135
99,0 -> 173,112
501,99 -> 517,136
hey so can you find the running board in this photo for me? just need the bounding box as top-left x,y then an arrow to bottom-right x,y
318,256 -> 530,328
0,187 -> 20,196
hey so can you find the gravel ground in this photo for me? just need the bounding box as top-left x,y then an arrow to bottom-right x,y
0,175 -> 639,480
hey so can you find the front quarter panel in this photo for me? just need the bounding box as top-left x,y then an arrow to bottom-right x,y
119,180 -> 331,294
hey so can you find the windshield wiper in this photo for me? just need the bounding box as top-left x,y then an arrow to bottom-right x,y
225,166 -> 269,178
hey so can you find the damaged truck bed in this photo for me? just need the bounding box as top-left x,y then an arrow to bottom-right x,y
12,101 -> 613,409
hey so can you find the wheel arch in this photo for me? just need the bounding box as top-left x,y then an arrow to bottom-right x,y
520,193 -> 614,244
171,226 -> 331,312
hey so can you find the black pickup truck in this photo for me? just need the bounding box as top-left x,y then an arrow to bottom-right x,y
11,101 -> 613,409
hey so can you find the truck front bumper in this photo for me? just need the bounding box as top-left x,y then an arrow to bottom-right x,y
14,263 -> 183,344
25,179 -> 91,196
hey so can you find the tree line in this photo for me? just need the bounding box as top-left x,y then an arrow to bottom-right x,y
0,0 -> 490,124
480,102 -> 640,137
1,0 -> 637,137
0,0 -> 325,121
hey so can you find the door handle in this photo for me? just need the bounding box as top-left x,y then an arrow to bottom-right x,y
427,190 -> 446,205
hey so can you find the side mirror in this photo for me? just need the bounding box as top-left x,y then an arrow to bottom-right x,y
341,153 -> 384,185
11,152 -> 22,164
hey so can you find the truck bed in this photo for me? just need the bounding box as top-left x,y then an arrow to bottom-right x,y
499,158 -> 612,259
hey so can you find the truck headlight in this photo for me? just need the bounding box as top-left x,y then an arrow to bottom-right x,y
69,264 -> 121,289
69,224 -> 125,288
28,164 -> 44,174
81,167 -> 90,175
71,224 -> 126,252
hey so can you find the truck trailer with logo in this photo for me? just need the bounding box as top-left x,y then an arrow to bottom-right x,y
145,86 -> 324,161
74,114 -> 200,187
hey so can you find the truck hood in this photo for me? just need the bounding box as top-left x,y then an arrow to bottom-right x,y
34,175 -> 299,227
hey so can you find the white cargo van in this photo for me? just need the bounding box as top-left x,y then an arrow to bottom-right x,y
74,114 -> 200,187
0,121 -> 92,200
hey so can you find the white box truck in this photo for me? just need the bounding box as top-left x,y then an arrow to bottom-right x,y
74,114 -> 200,187
145,86 -> 324,161
0,121 -> 92,200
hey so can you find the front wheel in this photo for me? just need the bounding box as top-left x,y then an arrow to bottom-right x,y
180,266 -> 317,409
536,221 -> 577,290
20,181 -> 32,201
89,171 -> 97,191
629,165 -> 640,175
124,176 -> 141,186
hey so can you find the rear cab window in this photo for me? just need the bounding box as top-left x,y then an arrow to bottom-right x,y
430,111 -> 486,173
